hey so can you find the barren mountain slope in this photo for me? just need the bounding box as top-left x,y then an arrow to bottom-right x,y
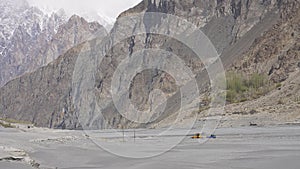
0,0 -> 297,129
222,0 -> 300,127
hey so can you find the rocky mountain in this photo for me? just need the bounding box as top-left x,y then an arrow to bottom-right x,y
0,0 -> 299,129
78,11 -> 114,30
222,0 -> 300,127
0,0 -> 108,87
0,0 -> 65,86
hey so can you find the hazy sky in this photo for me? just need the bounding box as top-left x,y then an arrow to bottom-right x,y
27,0 -> 142,22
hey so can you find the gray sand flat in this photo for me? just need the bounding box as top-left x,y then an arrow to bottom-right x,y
0,161 -> 33,169
0,126 -> 299,169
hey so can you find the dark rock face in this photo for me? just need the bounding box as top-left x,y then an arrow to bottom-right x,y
122,0 -> 280,52
231,0 -> 242,19
0,44 -> 83,128
1,0 -> 296,129
232,0 -> 300,83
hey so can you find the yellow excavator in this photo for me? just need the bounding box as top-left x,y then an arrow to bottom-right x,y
191,133 -> 216,139
191,133 -> 202,139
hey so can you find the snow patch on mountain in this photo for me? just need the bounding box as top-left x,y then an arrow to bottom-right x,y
0,0 -> 108,87
26,1 -> 115,31
74,10 -> 114,30
0,0 -> 67,54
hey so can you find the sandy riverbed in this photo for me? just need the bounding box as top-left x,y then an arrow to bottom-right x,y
0,125 -> 299,169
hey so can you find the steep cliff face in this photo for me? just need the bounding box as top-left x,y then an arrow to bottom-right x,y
39,15 -> 107,67
221,0 -> 300,126
232,0 -> 300,83
120,0 -> 280,53
0,0 -> 296,129
93,0 -> 284,128
0,0 -> 107,87
0,42 -> 84,128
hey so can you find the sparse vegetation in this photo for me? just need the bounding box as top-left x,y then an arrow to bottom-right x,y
276,83 -> 282,89
226,72 -> 270,103
0,121 -> 14,128
0,118 -> 32,125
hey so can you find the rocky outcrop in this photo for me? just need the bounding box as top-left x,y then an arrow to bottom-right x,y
222,0 -> 300,126
232,0 -> 300,83
39,15 -> 107,66
120,0 -> 280,53
0,42 -> 85,128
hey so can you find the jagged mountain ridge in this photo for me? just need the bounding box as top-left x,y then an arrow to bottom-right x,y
0,0 -> 298,129
120,0 -> 280,53
0,0 -> 108,87
0,0 -> 66,86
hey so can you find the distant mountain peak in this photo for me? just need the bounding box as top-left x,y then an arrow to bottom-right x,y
0,1 -> 107,87
69,14 -> 85,22
74,10 -> 114,30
